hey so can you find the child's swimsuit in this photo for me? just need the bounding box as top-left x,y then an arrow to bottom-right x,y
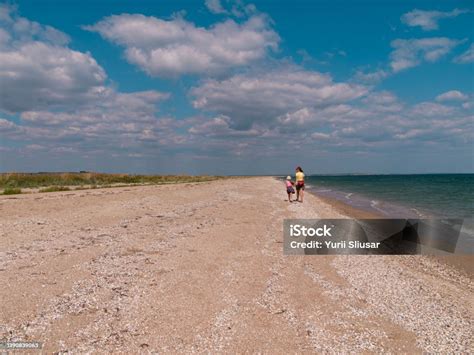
286,180 -> 295,193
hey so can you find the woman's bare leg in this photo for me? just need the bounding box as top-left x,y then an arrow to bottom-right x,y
300,189 -> 304,203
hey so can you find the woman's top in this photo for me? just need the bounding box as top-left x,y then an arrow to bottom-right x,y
295,171 -> 305,182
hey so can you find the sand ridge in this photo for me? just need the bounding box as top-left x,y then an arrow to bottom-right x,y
0,177 -> 472,353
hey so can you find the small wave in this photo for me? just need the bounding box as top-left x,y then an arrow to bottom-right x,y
345,193 -> 353,199
460,222 -> 474,238
370,200 -> 386,214
314,189 -> 332,192
410,208 -> 427,218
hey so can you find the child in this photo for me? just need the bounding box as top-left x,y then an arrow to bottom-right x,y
285,176 -> 295,202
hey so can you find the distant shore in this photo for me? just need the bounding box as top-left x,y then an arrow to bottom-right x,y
0,172 -> 227,195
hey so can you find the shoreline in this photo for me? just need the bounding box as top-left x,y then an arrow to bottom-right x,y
302,182 -> 473,276
309,191 -> 382,219
274,176 -> 383,218
302,174 -> 473,219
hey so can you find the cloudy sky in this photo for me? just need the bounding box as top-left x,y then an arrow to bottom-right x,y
0,0 -> 473,175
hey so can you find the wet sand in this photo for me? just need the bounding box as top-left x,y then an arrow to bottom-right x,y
0,177 -> 472,353
316,189 -> 473,276
314,194 -> 381,219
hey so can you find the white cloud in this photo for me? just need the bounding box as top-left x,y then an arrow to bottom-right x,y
410,102 -> 456,117
278,107 -> 317,126
453,43 -> 474,63
20,91 -> 169,127
0,42 -> 108,112
362,91 -> 398,105
390,37 -> 462,72
277,104 -> 372,127
436,90 -> 468,102
361,91 -> 404,113
5,89 -> 173,155
205,0 -> 228,15
353,69 -> 388,84
186,81 -> 472,156
191,67 -> 368,129
0,5 -> 107,113
0,6 -> 182,159
205,0 -> 257,17
1,4 -> 471,171
84,13 -> 278,77
0,117 -> 18,132
311,132 -> 331,140
0,4 -> 70,46
462,102 -> 473,110
401,8 -> 469,31
189,115 -> 261,137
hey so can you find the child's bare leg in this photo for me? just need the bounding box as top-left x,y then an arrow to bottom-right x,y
288,193 -> 292,202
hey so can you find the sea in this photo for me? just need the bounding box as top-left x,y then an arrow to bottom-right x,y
304,174 -> 473,219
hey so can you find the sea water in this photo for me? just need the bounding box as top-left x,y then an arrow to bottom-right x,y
304,174 -> 473,219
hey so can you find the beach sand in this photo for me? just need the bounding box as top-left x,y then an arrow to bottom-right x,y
0,177 -> 472,353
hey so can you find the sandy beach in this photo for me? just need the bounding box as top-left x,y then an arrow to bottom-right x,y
0,177 -> 472,353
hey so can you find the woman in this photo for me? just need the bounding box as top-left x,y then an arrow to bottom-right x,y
295,166 -> 305,203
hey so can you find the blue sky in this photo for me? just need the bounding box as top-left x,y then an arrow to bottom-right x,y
0,0 -> 473,174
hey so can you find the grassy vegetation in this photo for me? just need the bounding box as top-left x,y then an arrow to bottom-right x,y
39,186 -> 71,193
2,187 -> 22,195
0,172 -> 223,189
